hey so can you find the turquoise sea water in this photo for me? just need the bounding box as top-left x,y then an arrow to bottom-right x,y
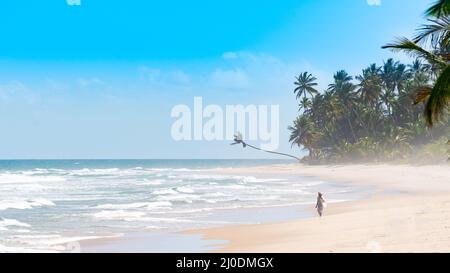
0,159 -> 363,252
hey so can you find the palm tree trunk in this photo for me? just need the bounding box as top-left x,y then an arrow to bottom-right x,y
346,112 -> 358,143
244,142 -> 302,161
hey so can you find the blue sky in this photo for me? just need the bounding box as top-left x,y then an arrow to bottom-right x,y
0,0 -> 433,159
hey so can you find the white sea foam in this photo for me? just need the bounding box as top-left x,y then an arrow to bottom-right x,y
69,168 -> 121,176
0,233 -> 117,253
16,229 -> 31,233
139,179 -> 165,185
0,243 -> 53,253
152,189 -> 178,195
220,184 -> 253,190
139,217 -> 193,223
144,225 -> 164,230
156,193 -> 201,203
207,192 -> 227,197
94,201 -> 172,210
145,201 -> 173,209
241,176 -> 288,183
0,198 -> 55,211
179,174 -> 232,181
0,161 -> 364,252
176,186 -> 195,193
29,198 -> 55,206
0,218 -> 31,229
93,210 -> 147,221
171,168 -> 202,172
0,173 -> 66,184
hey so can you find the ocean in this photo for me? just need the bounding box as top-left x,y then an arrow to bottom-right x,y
0,159 -> 365,252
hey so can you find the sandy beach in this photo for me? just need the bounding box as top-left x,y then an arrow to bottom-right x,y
191,164 -> 450,253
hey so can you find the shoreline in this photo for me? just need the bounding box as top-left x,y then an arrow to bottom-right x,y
79,163 -> 450,253
188,163 -> 450,253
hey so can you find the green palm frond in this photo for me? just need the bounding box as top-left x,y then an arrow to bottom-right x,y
382,38 -> 447,68
294,72 -> 319,100
426,0 -> 450,18
415,17 -> 450,47
424,65 -> 450,126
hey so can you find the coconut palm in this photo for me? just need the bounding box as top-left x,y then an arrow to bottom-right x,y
415,16 -> 450,49
285,0 -> 450,163
408,59 -> 432,83
298,97 -> 312,112
383,38 -> 449,126
288,116 -> 321,159
356,64 -> 383,107
426,0 -> 450,18
328,70 -> 353,93
289,59 -> 449,163
382,0 -> 450,126
327,70 -> 360,142
231,132 -> 302,161
294,72 -> 319,100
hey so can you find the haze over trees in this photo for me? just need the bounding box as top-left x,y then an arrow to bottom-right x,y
288,0 -> 450,163
289,0 -> 450,164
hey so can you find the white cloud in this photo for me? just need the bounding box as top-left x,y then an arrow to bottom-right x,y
135,52 -> 331,94
210,68 -> 250,89
77,78 -> 104,88
171,70 -> 191,84
138,67 -> 192,87
222,52 -> 238,60
367,0 -> 381,6
138,66 -> 161,82
0,81 -> 39,105
67,0 -> 81,6
45,78 -> 70,91
222,51 -> 280,65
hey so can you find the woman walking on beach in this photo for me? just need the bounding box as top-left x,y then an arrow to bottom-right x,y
315,192 -> 326,217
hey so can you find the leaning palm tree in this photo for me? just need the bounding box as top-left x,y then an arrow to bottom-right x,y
383,37 -> 449,126
415,16 -> 450,49
383,0 -> 450,126
383,14 -> 450,126
384,0 -> 450,161
426,0 -> 450,18
294,72 -> 319,101
231,132 -> 302,161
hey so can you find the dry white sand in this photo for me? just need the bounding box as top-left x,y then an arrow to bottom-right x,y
191,164 -> 450,253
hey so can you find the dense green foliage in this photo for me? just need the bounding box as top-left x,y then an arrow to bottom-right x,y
289,0 -> 450,163
289,59 -> 449,163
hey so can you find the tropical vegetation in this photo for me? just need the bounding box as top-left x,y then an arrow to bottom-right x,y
288,0 -> 450,163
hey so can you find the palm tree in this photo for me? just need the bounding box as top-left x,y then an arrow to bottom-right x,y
426,0 -> 450,17
327,70 -> 359,142
383,0 -> 450,126
383,38 -> 449,126
289,59 -> 448,163
294,72 -> 319,100
298,97 -> 312,112
408,59 -> 432,83
328,70 -> 353,93
381,0 -> 450,161
415,16 -> 450,50
356,64 -> 383,107
288,116 -> 321,159
231,132 -> 302,161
